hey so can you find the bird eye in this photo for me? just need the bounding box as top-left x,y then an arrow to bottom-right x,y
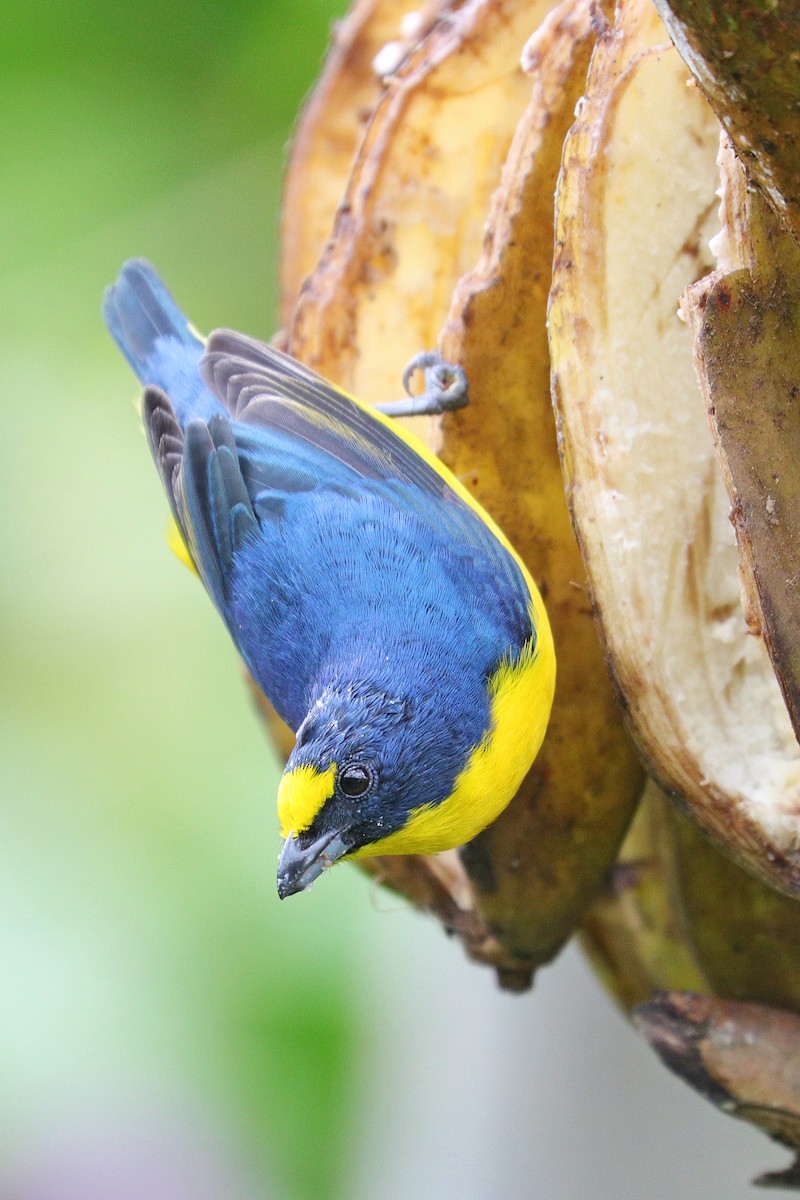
338,763 -> 373,798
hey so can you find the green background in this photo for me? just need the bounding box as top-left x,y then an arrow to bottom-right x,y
0,2 -> 780,1196
1,1 -> 364,1195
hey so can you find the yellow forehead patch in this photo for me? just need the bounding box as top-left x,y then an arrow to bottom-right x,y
277,762 -> 337,837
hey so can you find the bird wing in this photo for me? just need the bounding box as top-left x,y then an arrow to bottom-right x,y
199,333 -> 535,646
143,386 -> 258,615
144,331 -> 536,653
202,333 -> 459,501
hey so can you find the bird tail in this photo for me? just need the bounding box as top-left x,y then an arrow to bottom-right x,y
103,259 -> 219,425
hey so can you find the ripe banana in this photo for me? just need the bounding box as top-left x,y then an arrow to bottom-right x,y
579,781 -> 707,1013
548,0 -> 800,898
636,992 -> 800,1190
280,0 -> 452,324
271,0 -> 645,985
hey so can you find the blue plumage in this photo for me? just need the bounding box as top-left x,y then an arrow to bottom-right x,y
103,259 -> 221,425
105,259 -> 548,894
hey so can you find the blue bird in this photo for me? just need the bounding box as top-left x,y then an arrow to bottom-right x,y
104,260 -> 555,897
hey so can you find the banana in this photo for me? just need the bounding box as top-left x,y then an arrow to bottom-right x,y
290,0 -> 562,402
270,0 -> 646,986
579,781 -> 707,1013
650,0 -> 800,245
436,0 -> 643,971
661,796 -> 800,1017
548,0 -> 800,898
636,992 -> 800,1189
580,774 -> 800,1184
584,778 -> 800,1019
280,0 -> 452,325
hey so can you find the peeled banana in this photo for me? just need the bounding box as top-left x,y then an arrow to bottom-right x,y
244,0 -> 800,1176
548,0 -> 800,898
272,0 -> 645,986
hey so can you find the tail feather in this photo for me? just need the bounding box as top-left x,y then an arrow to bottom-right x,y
104,259 -> 219,425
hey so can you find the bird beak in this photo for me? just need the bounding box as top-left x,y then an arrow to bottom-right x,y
277,829 -> 350,899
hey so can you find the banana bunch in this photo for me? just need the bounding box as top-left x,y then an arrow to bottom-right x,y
276,0 -> 645,989
258,0 -> 800,1176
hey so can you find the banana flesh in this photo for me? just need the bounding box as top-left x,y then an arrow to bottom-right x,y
548,0 -> 800,898
280,0 -> 452,324
683,141 -> 800,751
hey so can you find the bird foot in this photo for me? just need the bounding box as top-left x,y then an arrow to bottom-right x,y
375,351 -> 469,418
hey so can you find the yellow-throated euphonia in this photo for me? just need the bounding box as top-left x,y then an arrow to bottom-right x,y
104,260 -> 555,897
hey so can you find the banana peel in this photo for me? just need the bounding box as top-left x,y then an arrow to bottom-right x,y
548,0 -> 800,898
583,777 -> 800,1019
287,0 -> 571,981
663,800 -> 800,1017
271,0 -> 647,987
582,777 -> 800,1020
650,0 -> 800,247
290,0 -> 560,403
636,992 -> 800,1190
280,0 -> 452,324
577,779 -> 800,1189
585,785 -> 800,1184
579,781 -> 707,1013
271,0 -> 568,976
437,0 -> 643,971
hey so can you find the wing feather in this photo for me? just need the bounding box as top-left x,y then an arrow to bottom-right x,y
142,387 -> 258,614
199,333 -> 536,649
145,331 -> 534,652
142,385 -> 186,531
201,334 -> 458,502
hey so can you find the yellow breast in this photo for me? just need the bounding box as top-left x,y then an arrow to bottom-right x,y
355,595 -> 556,858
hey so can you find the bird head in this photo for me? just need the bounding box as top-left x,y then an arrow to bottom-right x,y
275,679 -> 465,898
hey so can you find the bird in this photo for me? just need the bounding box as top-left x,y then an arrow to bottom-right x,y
104,259 -> 556,898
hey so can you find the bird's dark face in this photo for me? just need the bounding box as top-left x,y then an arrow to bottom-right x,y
275,681 -> 462,898
276,754 -> 394,898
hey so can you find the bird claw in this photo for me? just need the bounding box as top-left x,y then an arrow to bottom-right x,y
375,351 -> 469,418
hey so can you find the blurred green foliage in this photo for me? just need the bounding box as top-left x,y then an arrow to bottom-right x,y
0,1 -> 384,1196
2,6 -> 777,1199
